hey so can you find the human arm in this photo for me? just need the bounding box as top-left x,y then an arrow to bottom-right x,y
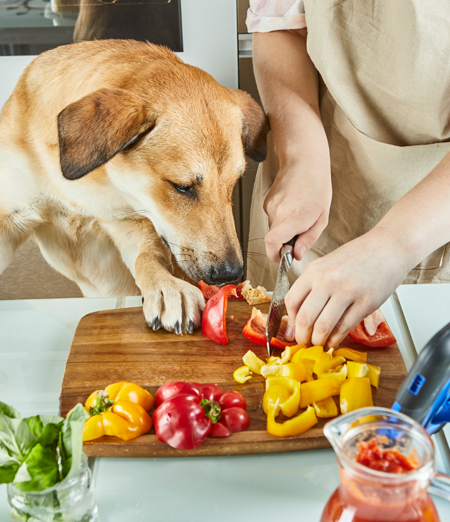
252,29 -> 332,262
284,151 -> 450,348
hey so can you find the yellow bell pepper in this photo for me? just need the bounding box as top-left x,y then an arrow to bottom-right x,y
267,402 -> 318,437
347,361 -> 369,378
233,366 -> 252,383
243,350 -> 265,375
340,377 -> 373,414
82,382 -> 153,441
316,364 -> 348,384
313,397 -> 339,418
261,361 -> 312,382
299,378 -> 341,408
333,348 -> 367,363
313,353 -> 347,375
367,364 -> 381,388
264,376 -> 300,417
292,345 -> 323,363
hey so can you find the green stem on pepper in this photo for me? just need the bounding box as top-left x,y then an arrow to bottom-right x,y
200,399 -> 221,424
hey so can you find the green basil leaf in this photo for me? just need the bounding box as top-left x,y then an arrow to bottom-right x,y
23,416 -> 44,439
16,419 -> 37,456
0,412 -> 22,460
38,414 -> 64,427
0,443 -> 13,461
0,402 -> 21,420
14,444 -> 58,492
0,460 -> 20,484
59,404 -> 88,480
35,423 -> 62,449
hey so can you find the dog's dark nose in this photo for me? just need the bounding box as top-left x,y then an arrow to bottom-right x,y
210,261 -> 244,283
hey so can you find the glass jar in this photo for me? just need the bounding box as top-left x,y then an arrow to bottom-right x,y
7,455 -> 98,522
320,407 -> 450,522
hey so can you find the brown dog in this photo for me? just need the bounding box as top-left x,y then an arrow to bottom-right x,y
0,40 -> 268,333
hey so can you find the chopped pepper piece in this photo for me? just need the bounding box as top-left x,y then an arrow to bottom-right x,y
294,345 -> 324,362
201,284 -> 237,345
316,364 -> 348,385
313,397 -> 339,418
242,307 -> 267,346
333,348 -> 368,363
299,378 -> 341,408
242,350 -> 266,375
233,366 -> 252,384
347,361 -> 369,378
367,364 -> 381,388
340,377 -> 373,414
267,403 -> 318,437
82,382 -> 153,441
264,376 -> 300,417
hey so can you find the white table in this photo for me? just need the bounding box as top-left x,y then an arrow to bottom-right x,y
1,291 -> 450,521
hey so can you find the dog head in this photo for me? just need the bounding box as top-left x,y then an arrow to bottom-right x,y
57,53 -> 269,284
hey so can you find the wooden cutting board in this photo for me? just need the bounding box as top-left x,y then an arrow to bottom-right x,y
60,301 -> 407,458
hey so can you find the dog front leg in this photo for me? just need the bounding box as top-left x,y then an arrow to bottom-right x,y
102,217 -> 205,334
0,214 -> 35,275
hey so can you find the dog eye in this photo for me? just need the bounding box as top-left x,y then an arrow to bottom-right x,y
171,183 -> 197,199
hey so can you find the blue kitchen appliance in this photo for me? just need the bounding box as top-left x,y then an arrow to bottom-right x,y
393,321 -> 450,434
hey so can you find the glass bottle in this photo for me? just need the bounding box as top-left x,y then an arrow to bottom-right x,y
7,454 -> 98,522
321,407 -> 450,522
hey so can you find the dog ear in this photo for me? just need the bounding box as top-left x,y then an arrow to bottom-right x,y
232,89 -> 270,163
58,88 -> 155,180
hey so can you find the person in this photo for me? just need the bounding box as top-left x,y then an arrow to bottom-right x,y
246,0 -> 450,349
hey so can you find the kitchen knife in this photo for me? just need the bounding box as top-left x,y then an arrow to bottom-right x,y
265,236 -> 298,355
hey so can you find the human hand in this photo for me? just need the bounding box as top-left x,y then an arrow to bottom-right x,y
264,161 -> 332,262
283,228 -> 409,348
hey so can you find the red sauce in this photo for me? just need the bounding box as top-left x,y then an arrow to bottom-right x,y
356,439 -> 416,474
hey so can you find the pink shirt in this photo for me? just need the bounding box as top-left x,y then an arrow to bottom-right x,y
246,0 -> 306,33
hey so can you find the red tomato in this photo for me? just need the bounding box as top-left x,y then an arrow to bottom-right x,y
218,391 -> 247,410
349,321 -> 396,348
220,407 -> 251,433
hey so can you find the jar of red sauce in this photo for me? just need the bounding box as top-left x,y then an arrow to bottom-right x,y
320,407 -> 450,522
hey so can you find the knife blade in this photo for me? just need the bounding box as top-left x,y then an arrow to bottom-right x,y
266,236 -> 298,355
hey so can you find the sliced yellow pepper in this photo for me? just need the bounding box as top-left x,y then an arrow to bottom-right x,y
83,382 -> 153,442
340,377 -> 373,414
267,356 -> 281,366
347,361 -> 369,378
313,397 -> 339,418
367,364 -> 381,388
316,364 -> 348,384
299,378 -> 341,408
264,376 -> 300,417
263,384 -> 292,415
333,348 -> 367,363
290,344 -> 307,357
233,366 -> 252,383
293,345 -> 323,362
267,403 -> 318,437
261,362 -> 312,382
279,346 -> 292,364
243,350 -> 265,375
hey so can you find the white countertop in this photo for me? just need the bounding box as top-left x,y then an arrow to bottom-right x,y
1,291 -> 450,521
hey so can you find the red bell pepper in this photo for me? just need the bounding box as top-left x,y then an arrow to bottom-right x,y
242,308 -> 296,349
198,280 -> 245,302
152,382 -> 250,449
349,309 -> 396,348
201,284 -> 237,345
242,307 -> 267,346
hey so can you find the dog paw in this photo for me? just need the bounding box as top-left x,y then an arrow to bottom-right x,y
142,277 -> 205,334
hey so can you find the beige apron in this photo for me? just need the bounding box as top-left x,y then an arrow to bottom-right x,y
248,0 -> 450,290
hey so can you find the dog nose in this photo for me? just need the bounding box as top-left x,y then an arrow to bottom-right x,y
210,261 -> 244,283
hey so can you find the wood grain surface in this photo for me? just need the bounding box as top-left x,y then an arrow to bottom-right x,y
60,301 -> 407,458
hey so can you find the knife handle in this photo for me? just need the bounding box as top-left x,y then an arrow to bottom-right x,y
280,235 -> 299,257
